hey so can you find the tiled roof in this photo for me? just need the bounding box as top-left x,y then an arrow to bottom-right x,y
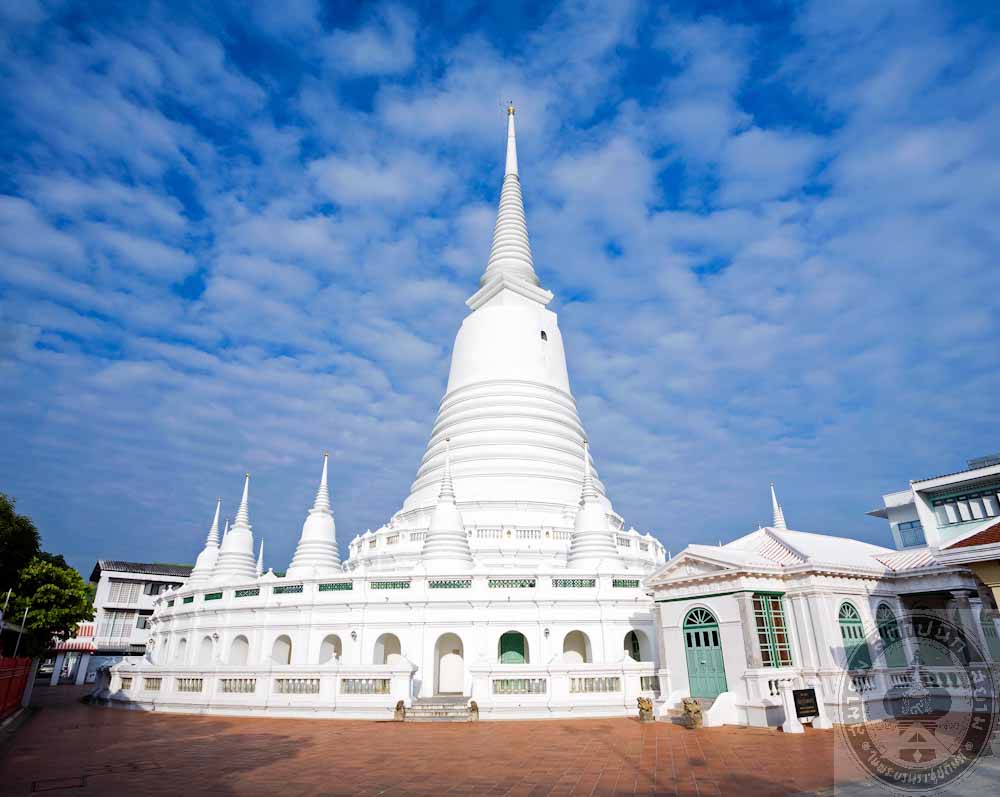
945,519 -> 1000,550
90,560 -> 193,581
874,548 -> 938,572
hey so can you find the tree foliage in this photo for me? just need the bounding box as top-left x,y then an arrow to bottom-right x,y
0,493 -> 41,593
7,558 -> 95,657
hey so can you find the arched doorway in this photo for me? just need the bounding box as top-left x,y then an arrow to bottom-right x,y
562,630 -> 591,663
624,630 -> 651,661
374,633 -> 402,664
434,633 -> 464,694
684,608 -> 728,699
319,634 -> 342,664
498,631 -> 529,664
230,635 -> 249,665
272,634 -> 292,665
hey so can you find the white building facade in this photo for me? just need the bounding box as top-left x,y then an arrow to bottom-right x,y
103,112 -> 996,728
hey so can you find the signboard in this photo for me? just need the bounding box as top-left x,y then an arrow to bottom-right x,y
793,688 -> 819,719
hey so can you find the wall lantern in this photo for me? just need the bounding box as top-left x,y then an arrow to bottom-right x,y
544,627 -> 550,638
351,630 -> 357,641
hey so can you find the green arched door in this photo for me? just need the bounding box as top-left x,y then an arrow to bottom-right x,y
499,632 -> 527,664
684,608 -> 728,699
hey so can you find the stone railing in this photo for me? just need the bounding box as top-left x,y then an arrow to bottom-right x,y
102,659 -> 417,720
469,659 -> 656,719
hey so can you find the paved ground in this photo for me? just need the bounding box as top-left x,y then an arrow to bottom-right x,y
0,686 -> 882,796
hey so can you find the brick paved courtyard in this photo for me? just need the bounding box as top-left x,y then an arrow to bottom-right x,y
1,686 -> 856,796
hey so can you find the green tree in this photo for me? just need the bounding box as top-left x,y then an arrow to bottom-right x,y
7,558 -> 94,657
0,494 -> 41,593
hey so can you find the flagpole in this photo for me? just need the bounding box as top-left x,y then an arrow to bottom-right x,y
13,605 -> 29,657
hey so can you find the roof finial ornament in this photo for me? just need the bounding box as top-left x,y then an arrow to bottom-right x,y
770,482 -> 788,530
507,100 -> 515,116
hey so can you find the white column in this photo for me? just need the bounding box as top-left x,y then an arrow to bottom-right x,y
74,653 -> 92,685
805,593 -> 838,669
780,680 -> 804,733
788,594 -> 819,671
50,652 -> 65,686
734,592 -> 763,668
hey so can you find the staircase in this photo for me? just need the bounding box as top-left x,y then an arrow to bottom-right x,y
405,695 -> 474,722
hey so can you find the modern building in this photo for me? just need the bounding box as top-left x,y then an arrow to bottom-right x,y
49,561 -> 190,686
869,455 -> 1000,608
102,110 -> 997,729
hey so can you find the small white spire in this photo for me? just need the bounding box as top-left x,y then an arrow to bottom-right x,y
770,482 -> 787,530
422,437 -> 472,571
286,453 -> 341,577
313,452 -> 331,512
439,438 -> 455,500
207,498 -> 221,546
222,518 -> 230,539
505,101 -> 518,177
256,539 -> 264,578
214,472 -> 257,582
580,439 -> 599,504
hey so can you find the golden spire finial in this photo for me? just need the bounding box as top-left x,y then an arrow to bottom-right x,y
507,100 -> 515,116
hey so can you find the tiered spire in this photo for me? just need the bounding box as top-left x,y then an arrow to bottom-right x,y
214,474 -> 258,582
286,453 -> 341,578
770,483 -> 788,530
256,540 -> 264,578
187,498 -> 222,586
568,440 -> 619,568
479,102 -> 539,288
422,439 -> 473,571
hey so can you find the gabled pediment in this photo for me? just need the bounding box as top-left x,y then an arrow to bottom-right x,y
645,550 -> 739,587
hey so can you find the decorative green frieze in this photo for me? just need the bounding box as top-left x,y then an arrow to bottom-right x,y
489,578 -> 535,589
204,592 -> 223,601
182,596 -> 194,604
235,588 -> 260,598
612,578 -> 641,588
319,582 -> 353,592
371,580 -> 410,590
552,578 -> 595,588
273,584 -> 304,595
428,579 -> 472,589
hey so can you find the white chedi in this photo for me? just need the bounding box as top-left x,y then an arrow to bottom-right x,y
285,453 -> 341,578
186,498 -> 221,586
567,441 -> 620,569
420,440 -> 473,572
213,474 -> 258,582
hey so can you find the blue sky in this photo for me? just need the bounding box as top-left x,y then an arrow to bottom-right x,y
1,0 -> 999,576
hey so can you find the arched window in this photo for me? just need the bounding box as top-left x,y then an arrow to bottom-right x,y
540,330 -> 548,341
838,602 -> 872,670
229,635 -> 249,665
175,637 -> 187,663
319,634 -> 342,664
876,604 -> 907,668
197,635 -> 214,665
498,631 -> 529,664
271,634 -> 292,665
562,630 -> 592,663
373,633 -> 402,664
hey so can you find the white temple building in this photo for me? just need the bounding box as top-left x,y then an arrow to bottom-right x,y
103,108 -> 999,726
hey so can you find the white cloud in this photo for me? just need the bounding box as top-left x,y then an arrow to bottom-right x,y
322,6 -> 416,76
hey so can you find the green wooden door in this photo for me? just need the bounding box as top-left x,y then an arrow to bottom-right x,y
684,609 -> 728,699
499,632 -> 526,664
839,603 -> 872,670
